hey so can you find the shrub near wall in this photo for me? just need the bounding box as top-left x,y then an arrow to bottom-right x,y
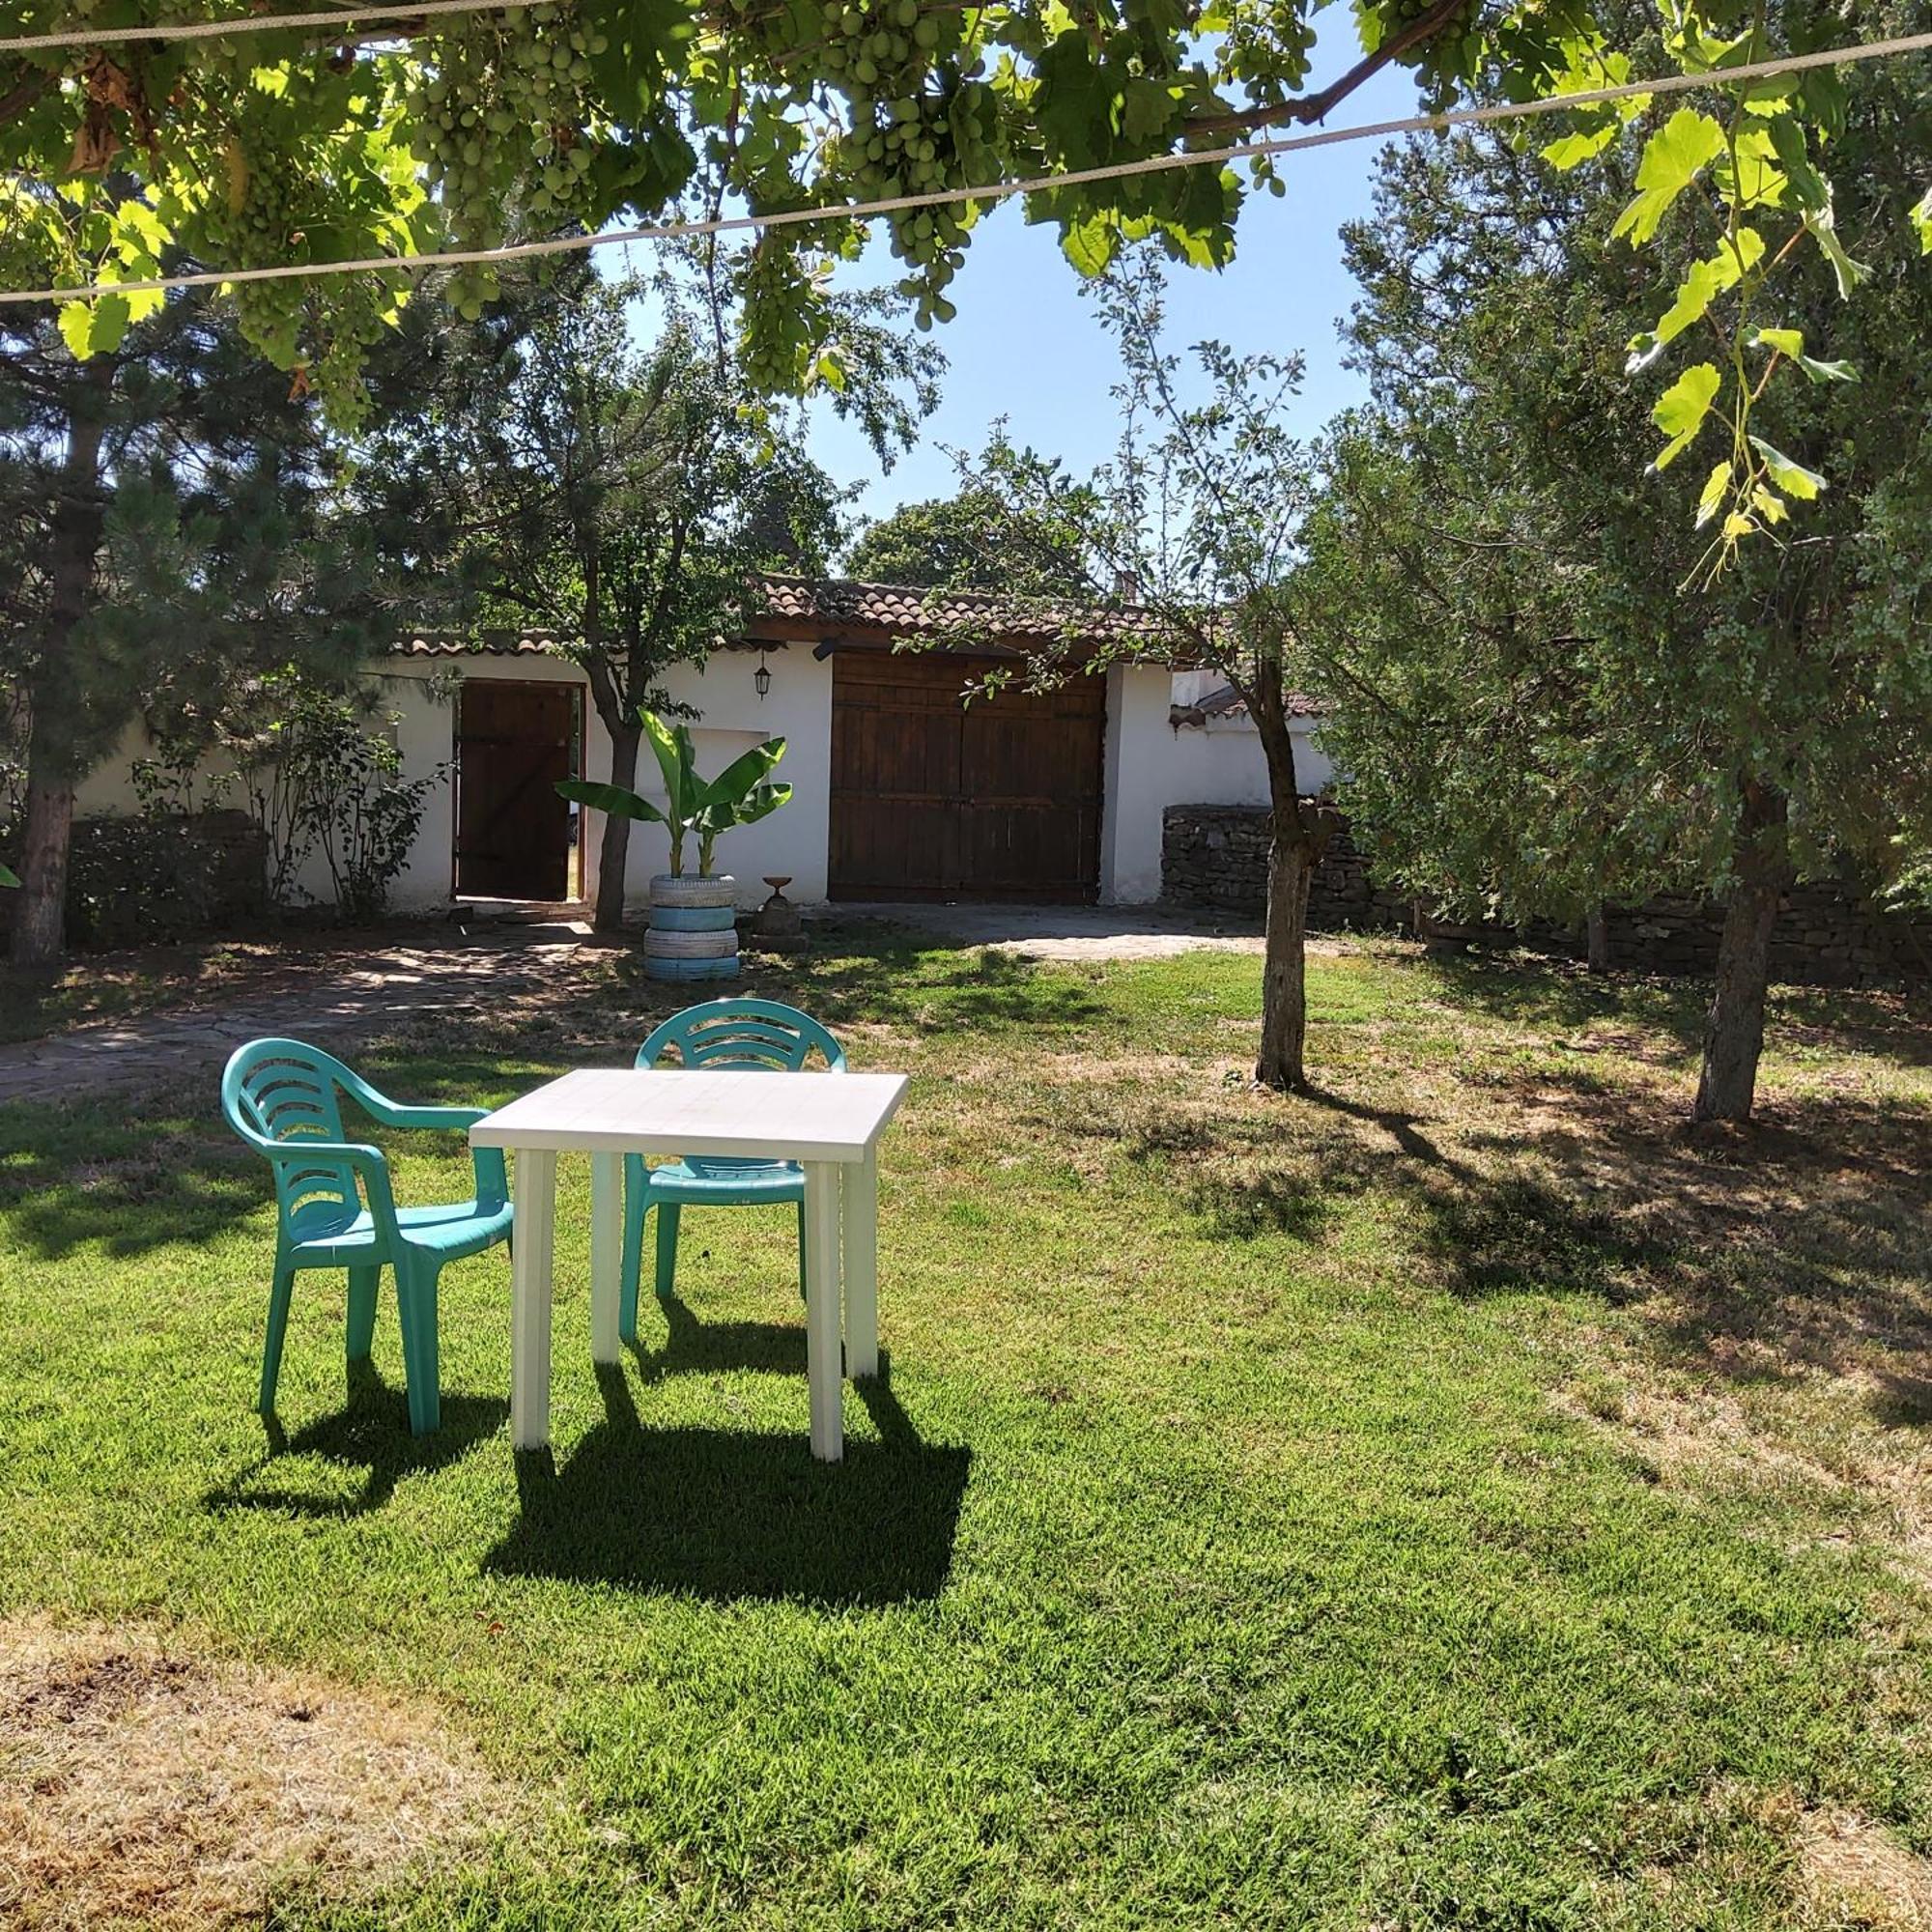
1161,804 -> 1932,988
0,810 -> 270,950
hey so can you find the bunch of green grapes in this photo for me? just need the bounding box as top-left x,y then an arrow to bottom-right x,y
1358,0 -> 1481,107
405,4 -> 608,317
805,0 -> 1002,324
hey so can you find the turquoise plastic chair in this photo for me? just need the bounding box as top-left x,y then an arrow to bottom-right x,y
619,999 -> 845,1341
221,1037 -> 513,1435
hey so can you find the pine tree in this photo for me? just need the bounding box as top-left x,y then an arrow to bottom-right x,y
0,290 -> 391,968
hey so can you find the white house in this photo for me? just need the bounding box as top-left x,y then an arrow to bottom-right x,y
74,577 -> 1329,913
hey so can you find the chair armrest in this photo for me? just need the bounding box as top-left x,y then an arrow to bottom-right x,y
331,1060 -> 490,1134
261,1138 -> 404,1241
363,1098 -> 491,1133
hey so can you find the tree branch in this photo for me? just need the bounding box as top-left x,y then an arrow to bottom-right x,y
1184,0 -> 1473,139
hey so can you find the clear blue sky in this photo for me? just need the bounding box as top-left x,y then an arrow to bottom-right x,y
803,55 -> 1417,527
626,45 -> 1416,531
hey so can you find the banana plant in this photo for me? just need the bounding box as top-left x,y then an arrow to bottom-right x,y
557,708 -> 789,878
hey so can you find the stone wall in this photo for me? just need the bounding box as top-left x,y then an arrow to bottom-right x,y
1161,803 -> 1932,988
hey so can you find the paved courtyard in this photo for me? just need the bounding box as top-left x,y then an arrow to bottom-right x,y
0,903 -> 1319,1107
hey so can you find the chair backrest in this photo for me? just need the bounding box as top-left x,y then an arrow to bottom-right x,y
221,1037 -> 371,1238
636,999 -> 845,1074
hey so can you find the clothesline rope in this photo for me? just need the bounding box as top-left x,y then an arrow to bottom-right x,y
5,26 -> 1928,306
0,0 -> 532,53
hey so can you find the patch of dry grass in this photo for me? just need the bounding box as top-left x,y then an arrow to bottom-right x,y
0,1617 -> 522,1930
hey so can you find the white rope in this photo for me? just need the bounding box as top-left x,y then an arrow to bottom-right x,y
1,0 -> 533,52
7,27 -> 1929,306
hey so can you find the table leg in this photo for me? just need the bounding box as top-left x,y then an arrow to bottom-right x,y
842,1147 -> 879,1380
510,1149 -> 557,1452
803,1160 -> 844,1463
589,1151 -> 621,1366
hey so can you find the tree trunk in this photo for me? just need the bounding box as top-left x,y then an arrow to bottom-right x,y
593,721 -> 640,934
9,365 -> 110,973
10,766 -> 73,974
1257,823 -> 1313,1091
1585,905 -> 1610,974
1692,781 -> 1790,1124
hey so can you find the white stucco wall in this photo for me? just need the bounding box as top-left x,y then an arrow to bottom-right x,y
1157,711 -> 1334,808
67,647 -> 1328,914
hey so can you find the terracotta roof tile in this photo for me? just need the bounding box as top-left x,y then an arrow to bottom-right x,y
394,634 -> 562,657
745,574 -> 1153,644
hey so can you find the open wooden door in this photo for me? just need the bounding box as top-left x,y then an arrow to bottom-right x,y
454,679 -> 581,899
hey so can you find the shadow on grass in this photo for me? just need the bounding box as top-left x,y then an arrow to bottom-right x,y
1155,1065 -> 1932,1417
628,1295 -> 808,1382
485,1359 -> 970,1605
708,930 -> 1107,1036
0,1098 -> 264,1260
1414,949 -> 1932,1070
204,1361 -> 509,1519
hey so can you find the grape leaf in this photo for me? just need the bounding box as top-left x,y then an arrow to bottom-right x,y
1651,362 -> 1720,469
1634,227 -> 1764,364
1748,437 -> 1825,499
1612,109 -> 1726,245
1694,458 -> 1731,527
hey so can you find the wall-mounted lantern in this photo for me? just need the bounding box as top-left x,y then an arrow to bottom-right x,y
753,650 -> 772,701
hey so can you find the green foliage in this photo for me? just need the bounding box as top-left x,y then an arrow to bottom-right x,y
844,477 -> 1098,593
4,938 -> 1932,1924
61,812 -> 229,948
1314,34 -> 1932,964
229,673 -> 447,921
559,706 -> 790,877
0,0 -> 1909,556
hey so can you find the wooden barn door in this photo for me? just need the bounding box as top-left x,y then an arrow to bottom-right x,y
454,679 -> 581,899
829,652 -> 1105,900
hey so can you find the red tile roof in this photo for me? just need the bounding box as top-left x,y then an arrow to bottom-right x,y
744,575 -> 1156,645
395,633 -> 562,657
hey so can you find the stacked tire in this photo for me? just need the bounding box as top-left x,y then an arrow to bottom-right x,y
643,874 -> 740,980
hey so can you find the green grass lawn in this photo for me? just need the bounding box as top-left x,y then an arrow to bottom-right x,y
2,929 -> 1930,1928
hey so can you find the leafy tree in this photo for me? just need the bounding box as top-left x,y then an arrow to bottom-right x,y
0,288 -> 390,969
3,0 -> 1913,554
1311,24 -> 1932,1122
980,256 -> 1330,1091
846,475 -> 1097,594
356,270 -> 854,931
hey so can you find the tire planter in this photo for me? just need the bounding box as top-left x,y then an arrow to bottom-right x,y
644,873 -> 739,981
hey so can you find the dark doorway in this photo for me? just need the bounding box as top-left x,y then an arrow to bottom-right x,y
828,650 -> 1106,901
454,678 -> 582,900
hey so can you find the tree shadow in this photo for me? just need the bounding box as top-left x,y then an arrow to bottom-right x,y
0,1098 -> 265,1260
203,1360 -> 509,1519
747,930 -> 1109,1034
1150,1064 -> 1932,1425
484,1358 -> 969,1605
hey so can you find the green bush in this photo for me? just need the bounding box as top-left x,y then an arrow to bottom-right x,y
64,814 -> 228,949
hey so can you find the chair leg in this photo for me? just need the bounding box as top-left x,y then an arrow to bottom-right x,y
620,1167 -> 650,1343
654,1202 -> 682,1302
258,1256 -> 298,1415
796,1200 -> 808,1303
345,1265 -> 380,1362
395,1254 -> 442,1436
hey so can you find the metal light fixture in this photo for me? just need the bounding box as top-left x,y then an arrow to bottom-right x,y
753,650 -> 772,700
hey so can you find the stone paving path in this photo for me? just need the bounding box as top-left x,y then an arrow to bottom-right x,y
817,900 -> 1346,963
0,929 -> 592,1108
0,904 -> 1331,1108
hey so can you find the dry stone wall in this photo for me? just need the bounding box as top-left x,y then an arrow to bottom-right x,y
1161,803 -> 1931,988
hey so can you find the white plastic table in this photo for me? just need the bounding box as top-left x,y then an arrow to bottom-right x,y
470,1066 -> 908,1462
